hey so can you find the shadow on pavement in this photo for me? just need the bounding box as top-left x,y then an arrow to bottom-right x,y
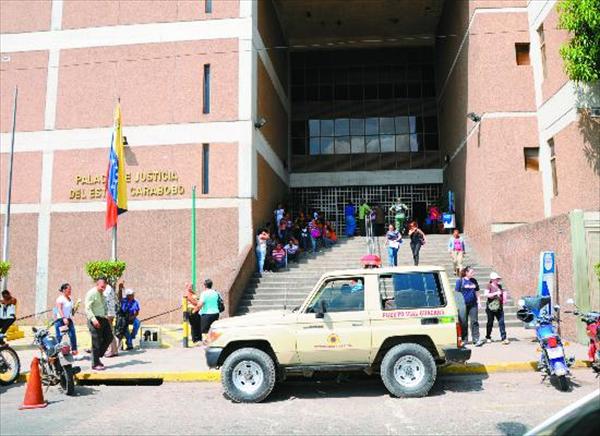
72,385 -> 99,397
429,372 -> 488,396
0,380 -> 25,394
102,359 -> 149,370
496,421 -> 529,436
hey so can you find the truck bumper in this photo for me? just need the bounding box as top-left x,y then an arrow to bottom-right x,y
443,347 -> 471,364
205,347 -> 223,368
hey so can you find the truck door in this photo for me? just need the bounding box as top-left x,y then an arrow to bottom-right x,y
295,277 -> 371,364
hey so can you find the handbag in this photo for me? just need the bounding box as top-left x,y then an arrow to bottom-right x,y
217,293 -> 225,313
488,298 -> 502,312
389,240 -> 400,249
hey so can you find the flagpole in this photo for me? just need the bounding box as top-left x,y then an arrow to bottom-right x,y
111,225 -> 117,261
1,86 -> 18,291
191,186 -> 196,291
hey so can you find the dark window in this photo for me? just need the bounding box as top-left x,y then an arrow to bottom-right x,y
515,43 -> 530,65
524,147 -> 540,171
205,0 -> 212,13
549,138 -> 558,196
203,64 -> 211,114
379,273 -> 446,310
538,24 -> 547,78
306,278 -> 365,313
202,143 -> 209,194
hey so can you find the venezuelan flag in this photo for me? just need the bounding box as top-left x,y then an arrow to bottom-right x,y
105,103 -> 128,230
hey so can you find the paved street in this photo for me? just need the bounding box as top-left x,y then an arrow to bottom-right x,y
1,369 -> 598,435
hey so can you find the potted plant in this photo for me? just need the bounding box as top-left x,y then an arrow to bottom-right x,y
0,261 -> 10,279
85,260 -> 126,289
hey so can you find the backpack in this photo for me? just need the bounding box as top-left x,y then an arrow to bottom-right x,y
217,292 -> 225,313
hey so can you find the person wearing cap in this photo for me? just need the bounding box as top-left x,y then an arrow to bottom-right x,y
120,288 -> 140,350
484,272 -> 508,345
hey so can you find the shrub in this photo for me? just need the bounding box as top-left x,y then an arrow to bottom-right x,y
0,261 -> 10,279
595,262 -> 600,281
85,260 -> 126,287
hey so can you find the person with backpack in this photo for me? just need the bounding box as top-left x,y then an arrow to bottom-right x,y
198,278 -> 224,344
484,272 -> 509,344
455,266 -> 484,347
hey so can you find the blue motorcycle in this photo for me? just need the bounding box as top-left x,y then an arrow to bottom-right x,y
516,296 -> 574,391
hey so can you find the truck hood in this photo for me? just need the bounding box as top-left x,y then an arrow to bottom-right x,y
212,310 -> 294,329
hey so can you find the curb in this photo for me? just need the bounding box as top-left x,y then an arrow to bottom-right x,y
14,360 -> 591,383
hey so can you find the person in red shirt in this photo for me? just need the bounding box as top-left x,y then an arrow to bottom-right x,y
271,243 -> 287,271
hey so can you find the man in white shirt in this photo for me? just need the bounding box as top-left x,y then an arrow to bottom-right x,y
103,283 -> 119,357
0,290 -> 17,333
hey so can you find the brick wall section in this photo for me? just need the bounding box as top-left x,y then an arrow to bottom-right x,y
252,154 -> 288,231
223,244 -> 255,317
550,119 -> 600,216
62,0 -> 239,29
0,51 -> 49,133
492,213 -> 578,340
0,151 -> 42,204
540,7 -> 570,104
0,0 -> 51,34
0,214 -> 39,318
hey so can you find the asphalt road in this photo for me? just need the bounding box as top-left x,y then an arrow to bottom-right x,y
1,370 -> 598,435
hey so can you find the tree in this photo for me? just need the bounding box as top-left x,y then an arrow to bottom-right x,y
557,0 -> 600,83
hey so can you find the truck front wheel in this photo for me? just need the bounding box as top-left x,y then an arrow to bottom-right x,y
380,343 -> 437,398
221,347 -> 276,403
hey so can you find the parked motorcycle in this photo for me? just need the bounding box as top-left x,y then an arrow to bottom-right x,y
565,298 -> 600,375
32,324 -> 80,395
516,296 -> 574,391
0,332 -> 20,385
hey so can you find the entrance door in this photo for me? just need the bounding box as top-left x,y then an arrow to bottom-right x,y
296,277 -> 371,364
412,201 -> 427,228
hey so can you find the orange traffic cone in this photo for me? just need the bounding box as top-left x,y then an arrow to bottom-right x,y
19,357 -> 47,410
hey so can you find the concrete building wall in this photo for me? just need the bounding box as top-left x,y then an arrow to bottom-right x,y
252,154 -> 288,230
257,0 -> 288,92
538,7 -> 570,104
257,58 -> 288,164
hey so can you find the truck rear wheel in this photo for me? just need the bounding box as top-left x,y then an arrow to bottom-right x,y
221,348 -> 276,403
380,343 -> 436,398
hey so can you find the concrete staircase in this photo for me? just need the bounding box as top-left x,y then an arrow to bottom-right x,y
236,234 -> 519,326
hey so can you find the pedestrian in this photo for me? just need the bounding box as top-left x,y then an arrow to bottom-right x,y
85,277 -> 114,370
120,289 -> 140,350
448,229 -> 466,276
299,225 -> 310,252
345,201 -> 357,237
408,221 -> 426,266
0,290 -> 17,334
374,204 -> 385,236
323,223 -> 337,248
389,199 -> 408,234
256,228 -> 270,274
456,267 -> 484,347
385,224 -> 402,266
184,283 -> 202,343
274,203 -> 285,228
198,279 -> 221,344
309,219 -> 321,253
485,272 -> 509,344
358,199 -> 371,236
103,281 -> 119,358
284,238 -> 299,263
272,243 -> 287,270
54,283 -> 78,355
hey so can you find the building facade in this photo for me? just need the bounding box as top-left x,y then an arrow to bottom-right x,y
1,1 -> 598,329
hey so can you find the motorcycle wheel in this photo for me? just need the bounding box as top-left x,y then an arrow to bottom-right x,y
58,364 -> 76,396
557,375 -> 569,392
0,346 -> 21,385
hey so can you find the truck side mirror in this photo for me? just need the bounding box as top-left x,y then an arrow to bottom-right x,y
316,300 -> 327,319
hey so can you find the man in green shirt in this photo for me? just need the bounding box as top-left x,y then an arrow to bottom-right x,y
358,200 -> 371,236
85,277 -> 113,370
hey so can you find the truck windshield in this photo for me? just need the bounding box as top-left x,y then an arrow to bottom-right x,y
306,278 -> 365,313
379,272 -> 445,310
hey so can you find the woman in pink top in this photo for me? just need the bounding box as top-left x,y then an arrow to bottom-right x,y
448,229 -> 465,276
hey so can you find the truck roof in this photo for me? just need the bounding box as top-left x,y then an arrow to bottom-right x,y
322,265 -> 446,277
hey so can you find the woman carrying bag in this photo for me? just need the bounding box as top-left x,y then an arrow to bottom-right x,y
484,272 -> 509,344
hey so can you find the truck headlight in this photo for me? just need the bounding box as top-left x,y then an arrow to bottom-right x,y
206,329 -> 222,344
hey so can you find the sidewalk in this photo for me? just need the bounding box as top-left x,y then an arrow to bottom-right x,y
8,324 -> 591,382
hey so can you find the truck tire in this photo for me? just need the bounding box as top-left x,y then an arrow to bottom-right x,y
380,343 -> 437,398
221,347 -> 276,403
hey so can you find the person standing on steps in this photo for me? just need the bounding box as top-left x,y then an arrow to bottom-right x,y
385,224 -> 402,266
345,201 -> 357,237
85,277 -> 114,370
256,228 -> 270,274
448,229 -> 466,276
484,272 -> 509,345
408,221 -> 426,266
374,204 -> 385,236
358,199 -> 371,236
455,266 -> 484,347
